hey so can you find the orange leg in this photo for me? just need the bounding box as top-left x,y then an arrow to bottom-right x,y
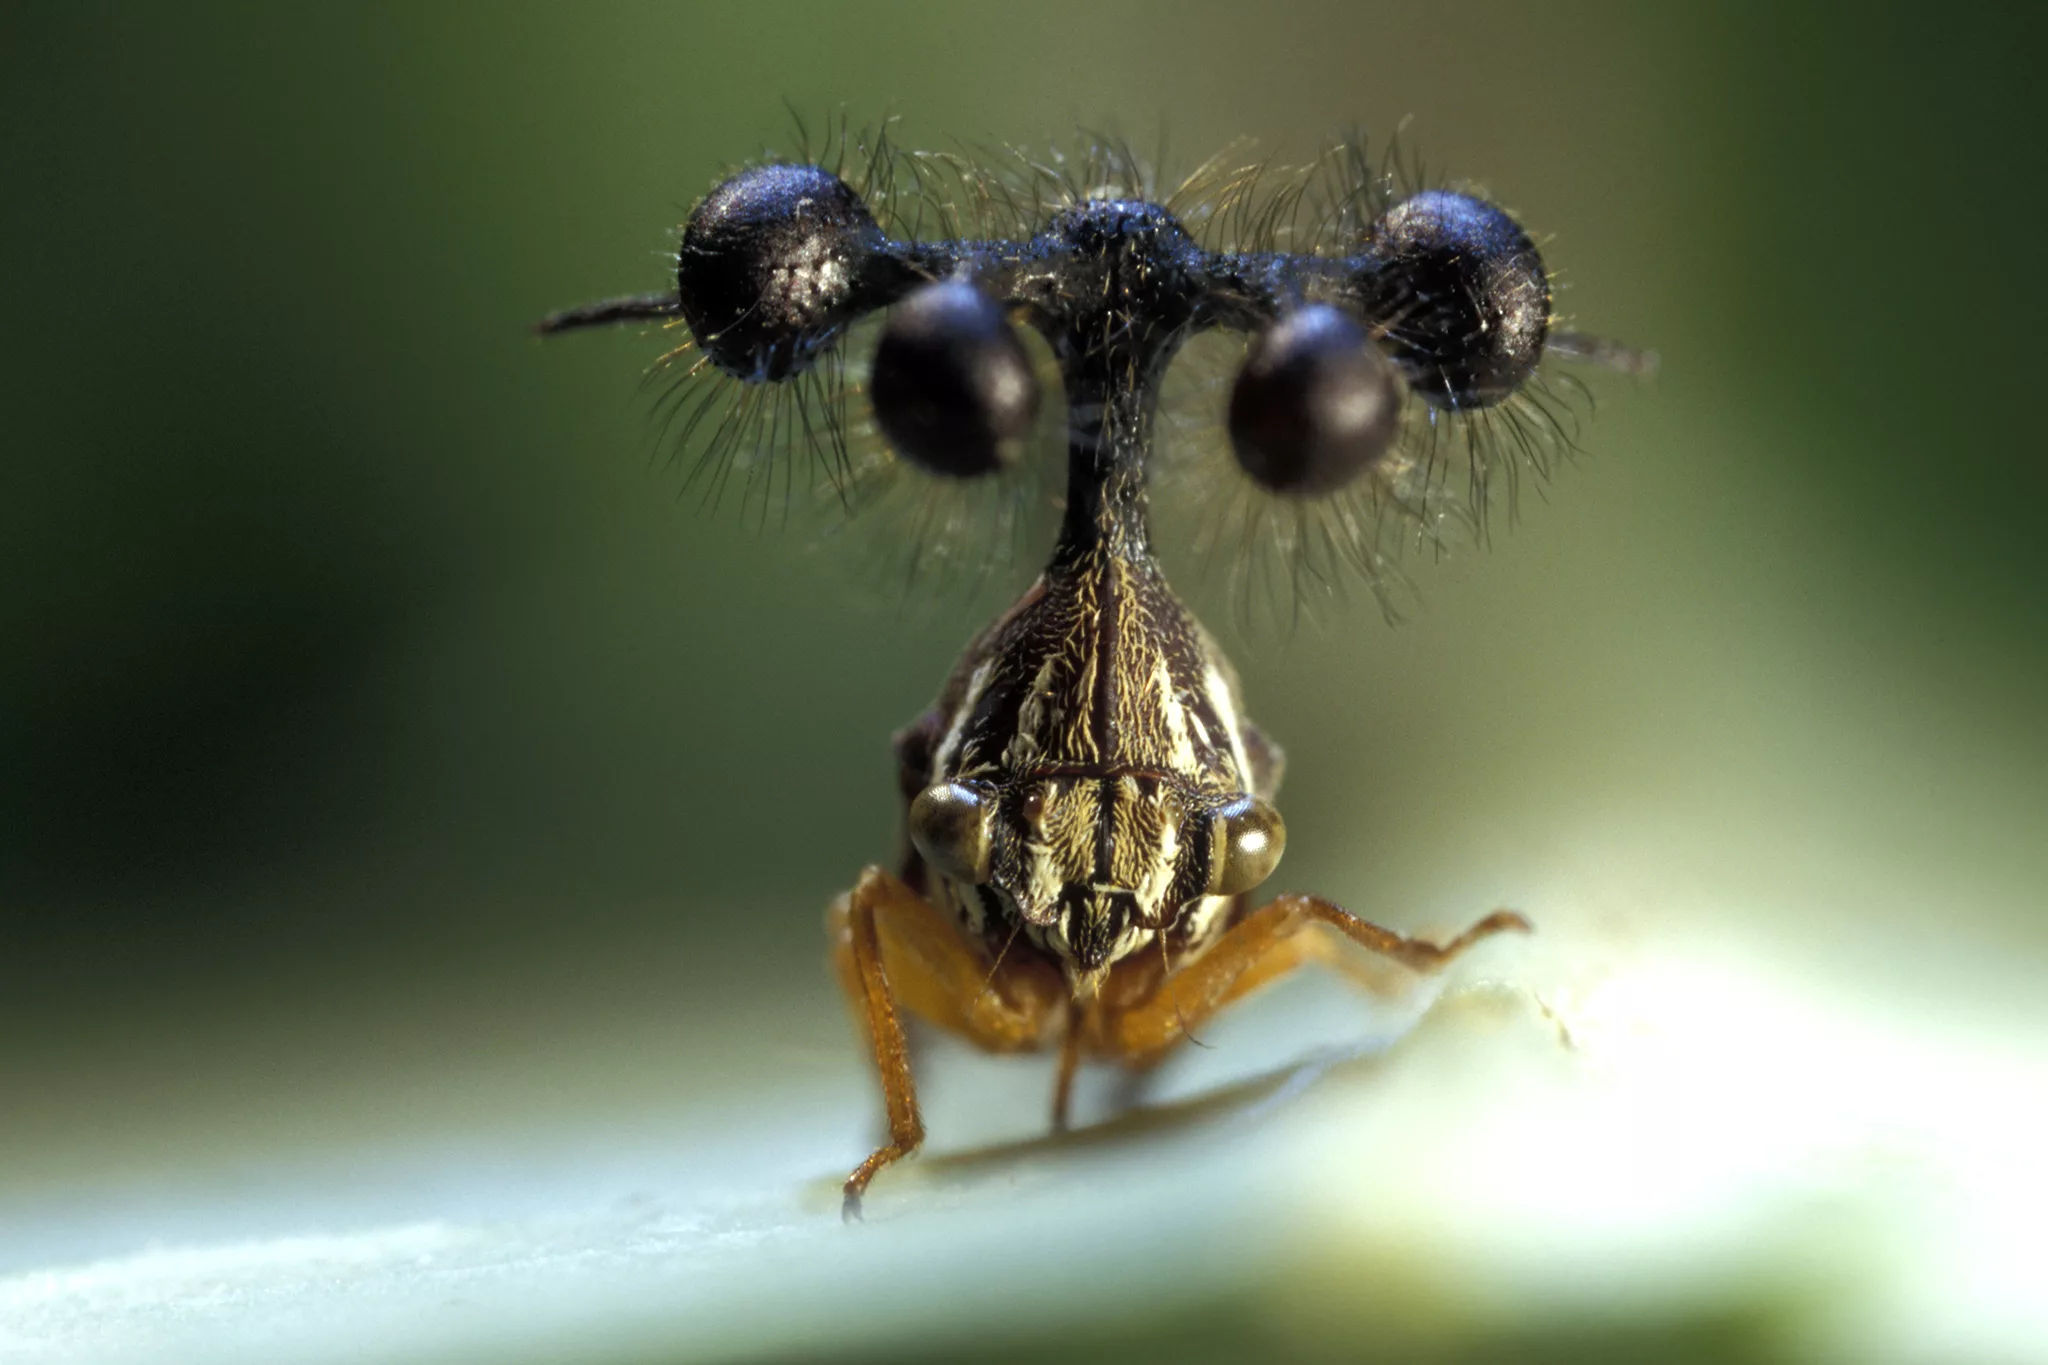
1095,895 -> 1530,1069
1050,1022 -> 1086,1132
828,866 -> 1062,1218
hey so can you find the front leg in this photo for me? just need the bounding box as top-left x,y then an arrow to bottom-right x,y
828,866 -> 1063,1219
1094,896 -> 1530,1070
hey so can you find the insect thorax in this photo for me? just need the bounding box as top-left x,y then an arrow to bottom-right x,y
911,531 -> 1283,993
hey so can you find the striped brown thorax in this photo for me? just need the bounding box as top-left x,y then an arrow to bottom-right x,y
907,552 -> 1283,997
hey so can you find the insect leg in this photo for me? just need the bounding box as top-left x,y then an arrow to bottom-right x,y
1095,897 -> 1530,1069
1272,894 -> 1531,973
1050,1021 -> 1086,1133
828,866 -> 1061,1218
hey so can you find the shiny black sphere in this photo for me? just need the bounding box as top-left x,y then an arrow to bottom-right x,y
676,164 -> 883,381
1228,304 -> 1402,497
1360,190 -> 1548,409
869,280 -> 1039,478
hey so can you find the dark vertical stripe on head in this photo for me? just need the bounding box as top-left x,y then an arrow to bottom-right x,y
1094,777 -> 1116,885
1091,553 -> 1121,760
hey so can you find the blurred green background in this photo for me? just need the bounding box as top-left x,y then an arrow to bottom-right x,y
2,3 -> 2044,1354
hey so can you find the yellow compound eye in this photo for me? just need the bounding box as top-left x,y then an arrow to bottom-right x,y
908,782 -> 995,885
1206,796 -> 1286,897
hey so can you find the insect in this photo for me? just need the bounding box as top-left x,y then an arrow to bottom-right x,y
539,128 -> 1649,1219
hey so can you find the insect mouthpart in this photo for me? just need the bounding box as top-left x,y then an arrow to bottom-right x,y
1047,887 -> 1144,995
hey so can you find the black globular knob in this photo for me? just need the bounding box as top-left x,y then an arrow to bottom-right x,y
1228,304 -> 1403,497
869,279 -> 1039,478
676,163 -> 883,381
1358,190 -> 1549,409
